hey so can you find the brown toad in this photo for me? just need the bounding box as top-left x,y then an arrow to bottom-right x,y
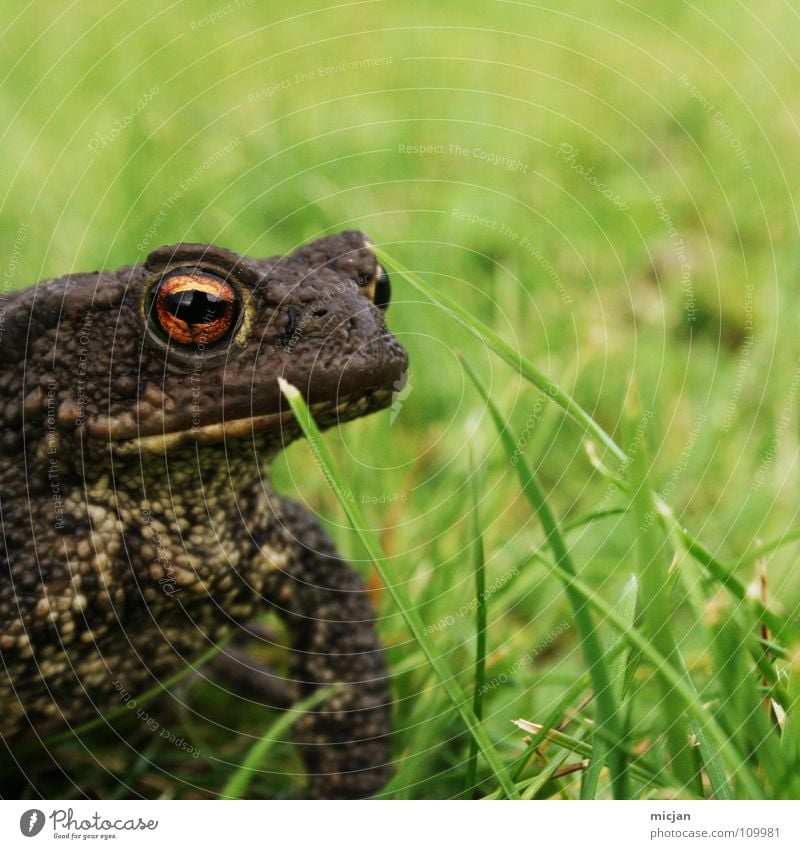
0,231 -> 407,798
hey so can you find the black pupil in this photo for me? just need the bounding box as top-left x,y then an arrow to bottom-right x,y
164,289 -> 227,325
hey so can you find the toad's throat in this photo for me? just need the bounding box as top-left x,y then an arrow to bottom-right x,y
109,388 -> 392,455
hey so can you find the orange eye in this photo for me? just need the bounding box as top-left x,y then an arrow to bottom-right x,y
151,271 -> 239,345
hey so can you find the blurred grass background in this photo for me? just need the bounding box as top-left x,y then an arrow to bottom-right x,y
4,0 -> 800,798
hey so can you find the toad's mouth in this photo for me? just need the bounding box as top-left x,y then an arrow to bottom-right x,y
106,386 -> 396,455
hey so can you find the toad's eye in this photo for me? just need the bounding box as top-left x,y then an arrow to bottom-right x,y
151,271 -> 239,345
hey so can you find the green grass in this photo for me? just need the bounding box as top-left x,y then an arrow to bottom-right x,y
464,450 -> 488,798
4,0 -> 800,799
221,685 -> 339,800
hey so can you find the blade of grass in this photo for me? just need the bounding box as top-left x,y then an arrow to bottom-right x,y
585,434 -> 789,641
471,509 -> 629,623
734,526 -> 800,569
461,356 -> 629,799
778,656 -> 800,798
625,385 -> 701,793
607,576 -> 640,703
520,733 -> 583,800
222,685 -> 339,799
709,612 -> 783,796
107,735 -> 164,799
374,247 -> 795,640
464,448 -> 487,798
586,451 -> 789,699
543,558 -> 758,797
371,244 -> 625,467
564,507 -> 628,533
581,573 -> 638,799
461,362 -> 743,797
278,378 -> 520,800
509,675 -> 590,783
510,719 -> 663,788
675,532 -> 787,639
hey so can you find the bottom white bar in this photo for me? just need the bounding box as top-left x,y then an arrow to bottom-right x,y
1,800 -> 798,848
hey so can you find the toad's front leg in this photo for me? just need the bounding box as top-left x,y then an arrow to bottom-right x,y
261,498 -> 393,799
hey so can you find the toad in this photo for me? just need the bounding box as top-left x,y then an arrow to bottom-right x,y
0,231 -> 407,798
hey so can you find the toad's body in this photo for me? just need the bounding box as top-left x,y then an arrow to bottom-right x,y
0,232 -> 407,798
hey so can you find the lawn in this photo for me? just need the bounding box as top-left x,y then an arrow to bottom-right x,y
4,0 -> 800,799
